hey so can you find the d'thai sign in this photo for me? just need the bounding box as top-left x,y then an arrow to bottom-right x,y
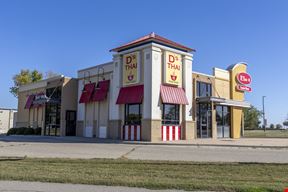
123,52 -> 140,86
164,51 -> 182,86
236,72 -> 252,92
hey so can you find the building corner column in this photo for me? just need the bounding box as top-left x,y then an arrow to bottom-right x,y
182,54 -> 194,140
142,46 -> 162,142
108,54 -> 122,140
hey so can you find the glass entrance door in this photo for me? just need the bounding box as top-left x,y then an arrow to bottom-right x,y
216,105 -> 231,138
197,103 -> 212,138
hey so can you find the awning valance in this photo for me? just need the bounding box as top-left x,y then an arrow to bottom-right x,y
219,99 -> 251,108
160,85 -> 189,105
196,96 -> 251,108
91,80 -> 110,102
24,95 -> 35,109
79,83 -> 95,103
116,85 -> 144,104
32,93 -> 46,107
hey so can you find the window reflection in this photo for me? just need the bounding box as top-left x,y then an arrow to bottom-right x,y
162,104 -> 180,125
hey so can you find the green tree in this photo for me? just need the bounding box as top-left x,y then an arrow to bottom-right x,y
283,114 -> 288,128
10,69 -> 43,98
269,124 -> 275,129
276,124 -> 283,129
283,121 -> 288,128
243,105 -> 262,130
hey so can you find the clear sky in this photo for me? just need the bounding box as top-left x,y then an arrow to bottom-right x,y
0,0 -> 287,125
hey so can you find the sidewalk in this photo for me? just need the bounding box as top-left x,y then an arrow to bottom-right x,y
124,138 -> 288,148
1,135 -> 287,148
0,181 -> 186,192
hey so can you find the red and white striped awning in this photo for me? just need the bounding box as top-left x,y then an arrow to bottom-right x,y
160,85 -> 189,105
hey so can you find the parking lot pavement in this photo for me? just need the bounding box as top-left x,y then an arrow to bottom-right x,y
0,136 -> 288,163
0,181 -> 186,192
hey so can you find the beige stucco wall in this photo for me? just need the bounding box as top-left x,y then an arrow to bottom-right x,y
214,68 -> 230,99
77,67 -> 112,138
17,87 -> 46,128
16,76 -> 78,136
60,77 -> 78,136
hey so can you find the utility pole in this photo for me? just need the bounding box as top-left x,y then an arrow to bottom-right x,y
262,96 -> 266,132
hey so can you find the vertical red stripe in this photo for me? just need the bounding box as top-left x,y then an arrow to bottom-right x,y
166,127 -> 169,141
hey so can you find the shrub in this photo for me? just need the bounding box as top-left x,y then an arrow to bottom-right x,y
23,127 -> 35,135
34,127 -> 42,135
6,128 -> 17,136
15,127 -> 26,135
6,127 -> 42,136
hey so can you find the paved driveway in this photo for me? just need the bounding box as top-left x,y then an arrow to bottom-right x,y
0,136 -> 287,163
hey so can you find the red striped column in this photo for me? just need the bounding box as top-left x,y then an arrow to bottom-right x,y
123,125 -> 141,141
162,125 -> 181,141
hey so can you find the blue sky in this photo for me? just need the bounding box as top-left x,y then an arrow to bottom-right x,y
0,0 -> 287,125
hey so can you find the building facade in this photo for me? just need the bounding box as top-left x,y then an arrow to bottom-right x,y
17,33 -> 251,141
17,75 -> 78,136
76,33 -> 251,141
0,108 -> 17,134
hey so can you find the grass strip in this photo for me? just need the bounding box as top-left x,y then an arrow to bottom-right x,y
0,158 -> 287,192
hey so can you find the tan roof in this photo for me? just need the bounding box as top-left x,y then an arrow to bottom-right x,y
110,32 -> 195,53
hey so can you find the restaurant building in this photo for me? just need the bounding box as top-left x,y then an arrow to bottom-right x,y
17,33 -> 251,141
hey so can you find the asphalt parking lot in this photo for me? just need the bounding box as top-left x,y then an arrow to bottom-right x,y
0,136 -> 287,163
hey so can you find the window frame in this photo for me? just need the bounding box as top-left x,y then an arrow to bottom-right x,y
162,103 -> 180,125
124,103 -> 142,125
196,81 -> 212,98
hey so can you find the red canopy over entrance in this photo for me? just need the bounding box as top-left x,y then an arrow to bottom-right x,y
116,85 -> 144,104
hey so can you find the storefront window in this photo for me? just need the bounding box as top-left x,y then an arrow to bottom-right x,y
125,104 -> 142,125
197,81 -> 212,97
44,87 -> 61,136
162,104 -> 180,125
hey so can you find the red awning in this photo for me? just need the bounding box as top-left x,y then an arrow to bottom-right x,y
79,83 -> 95,103
24,95 -> 35,109
160,85 -> 189,105
32,93 -> 45,108
91,80 -> 110,102
116,85 -> 144,104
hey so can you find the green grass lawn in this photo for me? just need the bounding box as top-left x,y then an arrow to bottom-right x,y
0,158 -> 287,192
244,129 -> 288,138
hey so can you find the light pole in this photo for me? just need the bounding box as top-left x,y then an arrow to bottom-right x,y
262,96 -> 266,132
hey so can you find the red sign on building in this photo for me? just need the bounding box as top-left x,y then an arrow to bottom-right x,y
237,72 -> 252,85
236,72 -> 252,92
236,84 -> 252,92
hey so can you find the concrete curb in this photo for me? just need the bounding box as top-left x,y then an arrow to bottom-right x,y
121,141 -> 288,149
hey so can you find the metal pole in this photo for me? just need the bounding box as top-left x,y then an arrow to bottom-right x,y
262,96 -> 266,132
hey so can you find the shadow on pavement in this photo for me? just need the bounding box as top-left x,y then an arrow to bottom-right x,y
0,135 -> 124,144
